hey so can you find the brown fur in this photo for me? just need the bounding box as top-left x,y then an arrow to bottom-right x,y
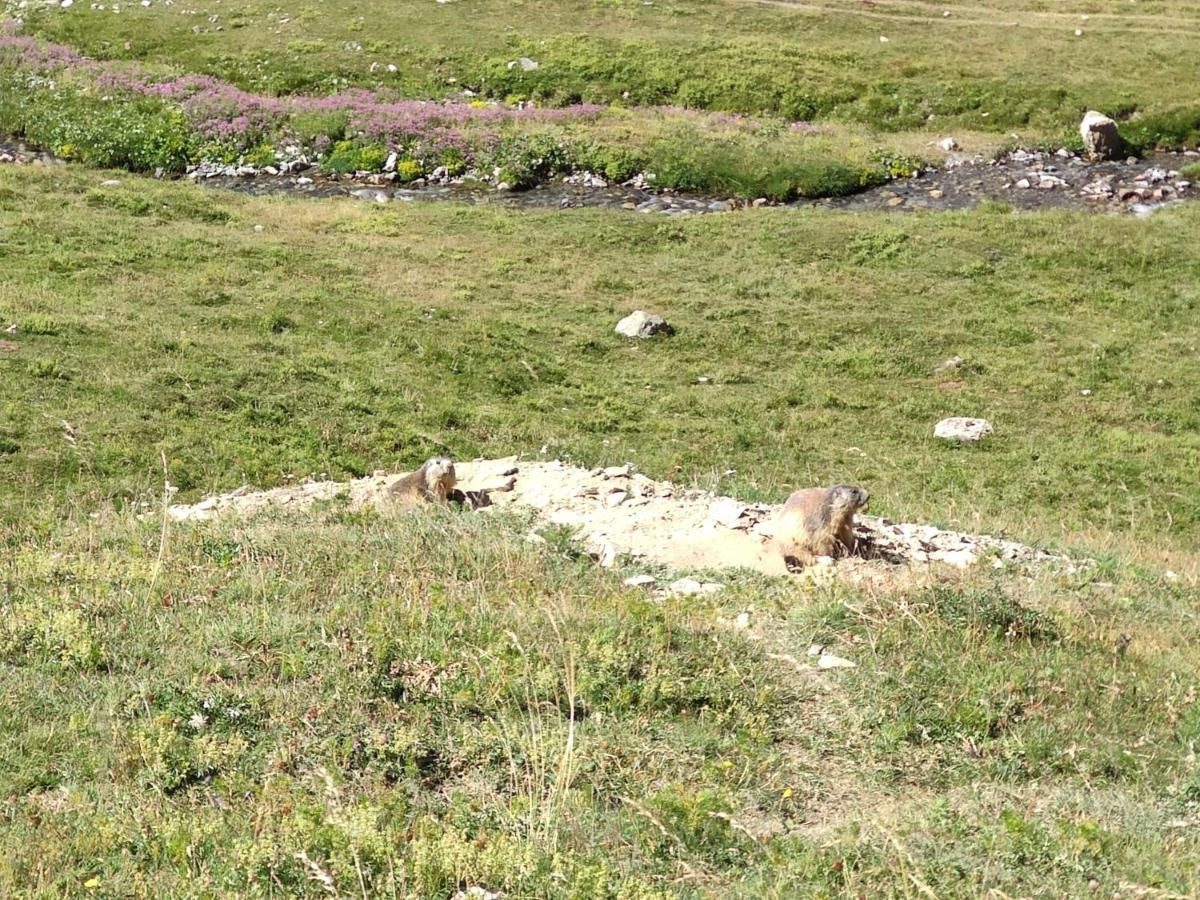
388,457 -> 457,507
773,484 -> 869,569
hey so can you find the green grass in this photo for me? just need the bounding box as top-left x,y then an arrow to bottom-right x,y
3,159 -> 1200,896
2,166 -> 1200,553
1,495 -> 1198,896
17,0 -> 1200,142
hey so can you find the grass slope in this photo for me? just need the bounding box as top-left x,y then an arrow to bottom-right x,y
1,494 -> 1198,896
16,0 -> 1200,141
2,167 -> 1199,554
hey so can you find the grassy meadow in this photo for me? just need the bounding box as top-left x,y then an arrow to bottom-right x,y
4,0 -> 1200,882
17,0 -> 1200,143
2,164 -> 1200,895
3,167 -> 1200,552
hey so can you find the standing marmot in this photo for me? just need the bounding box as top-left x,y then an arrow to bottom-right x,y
773,484 -> 869,569
387,457 -> 457,507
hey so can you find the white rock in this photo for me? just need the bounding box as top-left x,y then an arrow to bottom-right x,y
615,310 -> 672,339
806,643 -> 825,657
1015,178 -> 1031,189
452,889 -> 500,900
733,612 -> 751,629
935,355 -> 963,372
253,224 -> 264,233
623,574 -> 657,588
934,417 -> 994,442
938,137 -> 958,151
707,497 -> 745,528
100,179 -> 120,187
1080,110 -> 1124,161
817,654 -> 856,670
669,578 -> 723,596
588,536 -> 617,568
507,57 -> 539,71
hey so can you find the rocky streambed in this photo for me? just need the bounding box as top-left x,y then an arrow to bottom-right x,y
3,136 -> 1197,216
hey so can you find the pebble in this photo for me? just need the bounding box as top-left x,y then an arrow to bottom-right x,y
623,574 -> 658,588
668,578 -> 724,596
817,654 -> 856,670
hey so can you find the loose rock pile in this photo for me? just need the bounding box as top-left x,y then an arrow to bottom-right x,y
164,456 -> 1075,585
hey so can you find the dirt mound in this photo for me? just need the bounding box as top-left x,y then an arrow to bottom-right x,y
165,456 -> 1073,582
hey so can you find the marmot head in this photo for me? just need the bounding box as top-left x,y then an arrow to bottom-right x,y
423,456 -> 456,486
828,484 -> 869,514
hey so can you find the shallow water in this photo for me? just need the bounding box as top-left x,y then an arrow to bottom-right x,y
3,136 -> 1195,216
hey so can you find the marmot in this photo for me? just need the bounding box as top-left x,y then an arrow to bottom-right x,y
387,456 -> 457,507
773,484 -> 869,569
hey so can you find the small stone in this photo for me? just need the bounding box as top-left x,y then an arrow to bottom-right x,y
605,490 -> 629,508
934,417 -> 994,442
1074,28 -> 1083,36
1015,178 -> 1031,189
623,574 -> 657,588
817,654 -> 856,670
253,224 -> 264,233
886,196 -> 905,206
615,310 -> 673,339
751,198 -> 769,208
734,612 -> 751,629
589,537 -> 617,568
935,355 -> 963,372
806,643 -> 825,657
452,888 -> 500,900
879,35 -> 889,42
602,464 -> 632,479
669,578 -> 723,596
708,497 -> 745,528
928,189 -> 944,199
938,137 -> 958,151
100,179 -> 120,187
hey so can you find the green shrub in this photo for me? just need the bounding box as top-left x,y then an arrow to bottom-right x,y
395,158 -> 424,182
1122,106 -> 1200,152
572,140 -> 645,182
323,140 -> 389,174
491,132 -> 573,188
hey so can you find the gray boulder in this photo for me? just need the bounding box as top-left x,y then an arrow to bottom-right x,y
1080,111 -> 1124,161
615,310 -> 673,339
